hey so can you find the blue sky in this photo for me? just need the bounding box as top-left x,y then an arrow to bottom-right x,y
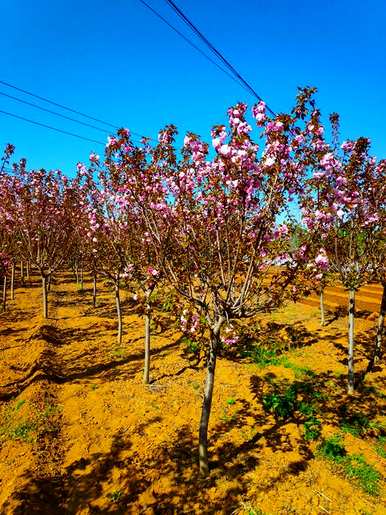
1,0 -> 385,174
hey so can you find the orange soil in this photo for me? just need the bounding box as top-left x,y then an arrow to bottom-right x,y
0,275 -> 385,514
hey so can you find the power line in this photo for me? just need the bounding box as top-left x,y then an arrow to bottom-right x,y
138,0 -> 243,89
0,91 -> 115,135
163,0 -> 276,117
0,109 -> 105,146
0,79 -> 156,141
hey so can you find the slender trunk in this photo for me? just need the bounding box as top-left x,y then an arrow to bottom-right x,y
320,287 -> 325,326
199,321 -> 223,476
75,263 -> 79,286
115,279 -> 122,346
10,263 -> 15,301
374,283 -> 386,363
42,274 -> 48,319
80,266 -> 84,292
348,289 -> 355,394
2,275 -> 7,312
26,261 -> 30,284
92,272 -> 97,307
143,290 -> 152,384
20,261 -> 25,286
47,274 -> 52,292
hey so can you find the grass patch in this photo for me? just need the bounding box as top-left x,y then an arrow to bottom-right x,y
108,490 -> 123,503
319,434 -> 346,460
111,347 -> 126,359
345,454 -> 381,496
341,413 -> 371,437
0,400 -> 61,443
319,435 -> 381,496
375,436 -> 386,459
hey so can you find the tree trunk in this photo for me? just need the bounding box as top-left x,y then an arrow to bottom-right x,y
42,274 -> 48,319
10,263 -> 15,301
374,283 -> 386,363
26,261 -> 30,284
47,274 -> 52,292
115,279 -> 122,346
2,275 -> 7,312
199,321 -> 223,476
320,287 -> 325,326
20,261 -> 25,286
348,289 -> 355,394
80,266 -> 84,292
143,290 -> 152,384
92,272 -> 97,307
75,263 -> 79,286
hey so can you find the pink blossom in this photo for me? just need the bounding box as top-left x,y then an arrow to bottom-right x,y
315,249 -> 329,271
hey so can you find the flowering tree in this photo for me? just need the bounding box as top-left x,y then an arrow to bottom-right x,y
110,89 -> 320,475
1,158 -> 78,318
93,132 -> 165,382
366,160 -> 386,367
302,119 -> 384,393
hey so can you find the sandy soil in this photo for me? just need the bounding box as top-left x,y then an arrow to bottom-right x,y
0,274 -> 385,514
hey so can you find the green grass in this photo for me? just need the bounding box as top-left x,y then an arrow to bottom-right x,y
108,490 -> 123,503
247,346 -> 281,367
303,415 -> 321,441
341,413 -> 371,437
344,454 -> 381,496
319,435 -> 381,496
375,436 -> 386,459
0,400 -> 61,444
220,406 -> 238,424
318,435 -> 346,460
111,346 -> 126,359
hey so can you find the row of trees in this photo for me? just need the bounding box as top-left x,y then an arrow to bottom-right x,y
1,88 -> 385,475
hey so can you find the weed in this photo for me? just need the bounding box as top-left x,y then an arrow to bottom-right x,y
9,420 -> 36,442
319,436 -> 381,496
0,400 -> 60,443
226,398 -> 236,406
0,400 -> 36,443
90,383 -> 99,391
108,490 -> 123,503
280,357 -> 316,378
318,434 -> 346,461
341,412 -> 371,437
14,399 -> 26,411
344,455 -> 381,496
375,436 -> 386,459
220,403 -> 238,424
262,385 -> 297,420
182,336 -> 200,355
111,347 -> 126,359
189,380 -> 200,392
303,415 -> 321,441
160,293 -> 175,312
247,347 -> 281,367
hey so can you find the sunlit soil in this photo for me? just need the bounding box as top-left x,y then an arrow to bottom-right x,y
0,273 -> 385,514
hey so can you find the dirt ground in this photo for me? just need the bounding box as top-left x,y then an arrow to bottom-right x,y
0,274 -> 385,514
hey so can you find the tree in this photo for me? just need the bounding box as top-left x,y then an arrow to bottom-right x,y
2,158 -> 78,318
302,125 -> 384,393
111,89 -> 319,475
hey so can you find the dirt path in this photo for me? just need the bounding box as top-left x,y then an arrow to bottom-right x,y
0,275 -> 385,514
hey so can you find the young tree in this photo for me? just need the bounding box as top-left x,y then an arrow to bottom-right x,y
302,130 -> 384,393
2,159 -> 78,318
111,89 -> 319,475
